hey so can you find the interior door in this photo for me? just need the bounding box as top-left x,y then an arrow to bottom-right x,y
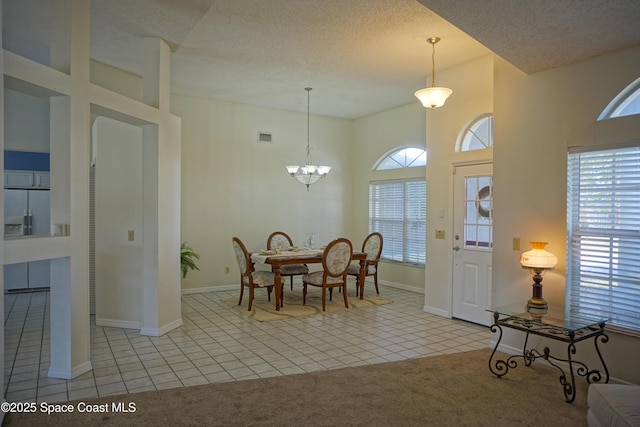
452,163 -> 493,326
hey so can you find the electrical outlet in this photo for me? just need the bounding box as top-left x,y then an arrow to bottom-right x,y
513,237 -> 521,251
128,230 -> 134,241
225,267 -> 230,274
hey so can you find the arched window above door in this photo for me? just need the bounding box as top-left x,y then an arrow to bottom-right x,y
598,77 -> 640,120
456,113 -> 493,152
373,147 -> 426,170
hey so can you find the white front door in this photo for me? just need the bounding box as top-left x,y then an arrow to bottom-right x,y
452,163 -> 493,326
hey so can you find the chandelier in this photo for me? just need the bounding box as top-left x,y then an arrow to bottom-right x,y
414,37 -> 453,109
285,87 -> 331,190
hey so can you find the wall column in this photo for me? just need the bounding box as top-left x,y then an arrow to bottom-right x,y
48,0 -> 91,379
140,38 -> 182,336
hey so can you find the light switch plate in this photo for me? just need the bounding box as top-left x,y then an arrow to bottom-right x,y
513,237 -> 520,251
128,230 -> 135,241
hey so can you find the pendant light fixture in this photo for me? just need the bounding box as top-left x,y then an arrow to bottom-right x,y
285,87 -> 331,191
414,37 -> 453,109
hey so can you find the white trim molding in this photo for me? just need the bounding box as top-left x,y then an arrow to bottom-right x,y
48,360 -> 93,380
140,317 -> 183,337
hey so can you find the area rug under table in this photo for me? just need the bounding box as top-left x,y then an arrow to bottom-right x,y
224,288 -> 393,321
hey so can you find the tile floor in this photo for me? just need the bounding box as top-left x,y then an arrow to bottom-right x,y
4,285 -> 490,403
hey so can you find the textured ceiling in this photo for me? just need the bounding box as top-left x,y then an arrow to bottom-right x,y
418,0 -> 640,74
3,1 -> 640,119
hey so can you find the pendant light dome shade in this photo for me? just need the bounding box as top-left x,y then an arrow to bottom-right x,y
415,37 -> 452,110
415,86 -> 453,109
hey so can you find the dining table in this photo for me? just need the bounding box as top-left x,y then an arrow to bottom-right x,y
250,249 -> 368,311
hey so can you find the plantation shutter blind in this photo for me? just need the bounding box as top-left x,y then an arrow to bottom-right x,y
405,180 -> 426,264
369,180 -> 426,264
370,182 -> 404,262
567,145 -> 640,333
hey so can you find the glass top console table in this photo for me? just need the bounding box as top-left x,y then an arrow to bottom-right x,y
487,303 -> 609,403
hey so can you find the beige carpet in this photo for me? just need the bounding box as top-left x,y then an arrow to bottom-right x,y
227,288 -> 393,321
3,348 -> 589,427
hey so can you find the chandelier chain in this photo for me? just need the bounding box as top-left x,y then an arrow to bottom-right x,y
431,42 -> 436,88
285,86 -> 331,190
306,87 -> 312,164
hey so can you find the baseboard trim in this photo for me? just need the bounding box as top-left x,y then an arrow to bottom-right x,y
95,316 -> 183,337
378,280 -> 424,294
423,305 -> 449,317
181,281 -> 423,296
140,317 -> 184,337
493,342 -> 522,355
96,318 -> 141,330
182,284 -> 237,294
48,360 -> 93,380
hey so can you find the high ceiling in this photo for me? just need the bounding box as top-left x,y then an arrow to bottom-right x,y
418,0 -> 640,74
3,1 -> 640,119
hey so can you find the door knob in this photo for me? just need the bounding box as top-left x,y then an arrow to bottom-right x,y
453,246 -> 460,251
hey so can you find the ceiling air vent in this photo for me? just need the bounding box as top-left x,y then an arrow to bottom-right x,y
258,132 -> 273,144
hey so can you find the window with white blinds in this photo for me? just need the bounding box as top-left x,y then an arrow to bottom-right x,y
567,145 -> 640,334
369,179 -> 426,265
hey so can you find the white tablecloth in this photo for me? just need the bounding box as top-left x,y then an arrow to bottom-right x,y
251,249 -> 322,264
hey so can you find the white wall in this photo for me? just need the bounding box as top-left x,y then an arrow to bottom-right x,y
493,45 -> 640,384
353,102 -> 427,292
95,117 -> 143,328
172,95 -> 354,291
424,55 -> 494,314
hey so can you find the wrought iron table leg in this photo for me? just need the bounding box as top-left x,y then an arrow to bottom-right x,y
541,341 -> 577,403
564,341 -> 577,403
592,324 -> 610,384
541,326 -> 612,403
522,331 -> 534,366
489,312 -> 508,377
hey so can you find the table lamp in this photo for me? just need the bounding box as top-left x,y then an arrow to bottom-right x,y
520,241 -> 557,311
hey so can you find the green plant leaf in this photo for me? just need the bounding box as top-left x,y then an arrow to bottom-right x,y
181,241 -> 201,278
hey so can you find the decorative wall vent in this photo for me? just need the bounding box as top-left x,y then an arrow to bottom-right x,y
258,132 -> 273,143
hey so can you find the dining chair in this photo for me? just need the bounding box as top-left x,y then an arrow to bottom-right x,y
302,238 -> 352,311
232,237 -> 282,311
267,231 -> 309,290
347,232 -> 383,296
